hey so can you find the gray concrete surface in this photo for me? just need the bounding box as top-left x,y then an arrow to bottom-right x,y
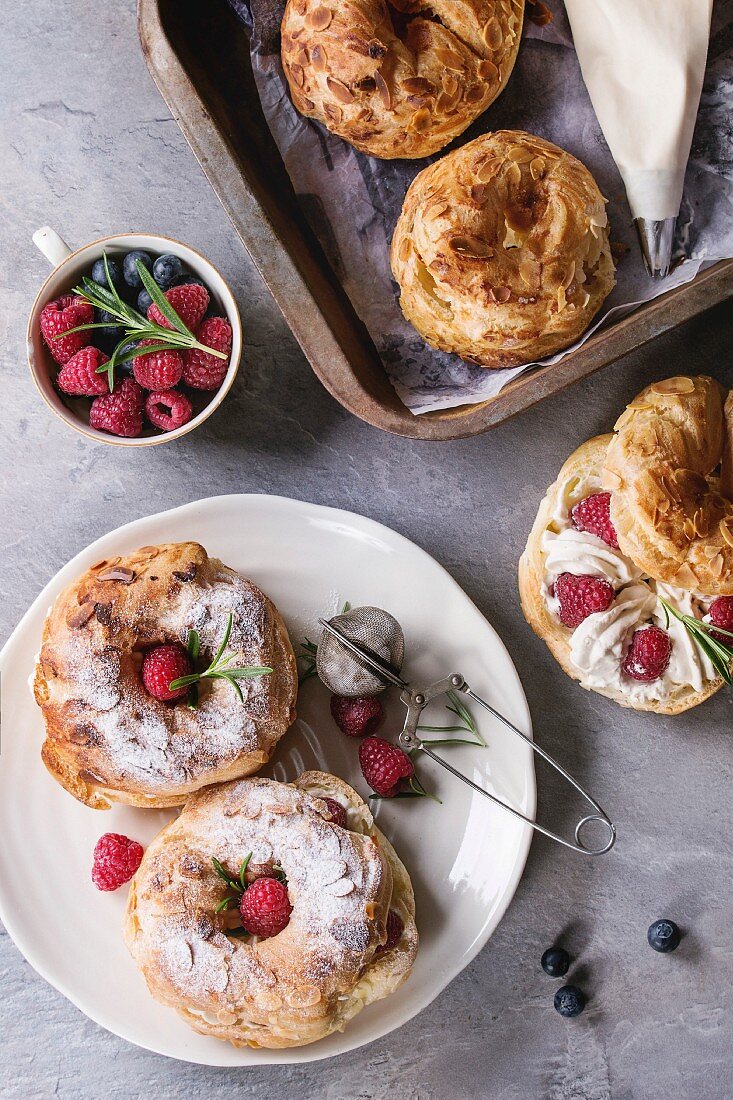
1,3 -> 731,1098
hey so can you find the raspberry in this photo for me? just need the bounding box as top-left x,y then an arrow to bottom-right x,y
358,736 -> 414,797
132,340 -> 183,390
141,643 -> 193,701
56,346 -> 110,396
622,625 -> 672,682
147,283 -> 209,331
330,694 -> 384,737
708,596 -> 733,645
321,796 -> 347,828
92,832 -> 144,891
40,294 -> 94,365
239,877 -> 292,938
181,316 -> 232,390
145,389 -> 193,432
377,909 -> 404,953
554,572 -> 614,628
571,492 -> 619,549
89,378 -> 144,438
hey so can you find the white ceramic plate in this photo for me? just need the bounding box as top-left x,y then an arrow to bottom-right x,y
0,495 -> 535,1065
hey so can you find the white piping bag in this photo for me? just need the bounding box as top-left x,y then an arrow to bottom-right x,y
565,0 -> 713,277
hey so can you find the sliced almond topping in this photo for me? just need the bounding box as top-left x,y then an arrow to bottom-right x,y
614,407 -> 636,431
137,545 -> 160,556
328,878 -> 355,896
519,258 -> 540,287
311,43 -> 327,71
557,285 -> 567,313
436,90 -> 458,113
471,183 -> 489,205
375,70 -> 391,109
651,377 -> 696,396
323,102 -> 342,124
604,470 -> 624,490
475,157 -> 501,182
449,235 -> 493,258
580,290 -> 591,308
720,517 -> 733,548
398,237 -> 412,262
327,77 -> 355,103
301,96 -> 315,110
490,285 -> 511,303
711,553 -> 725,577
683,518 -> 696,541
426,201 -> 449,219
290,63 -> 305,87
482,18 -> 504,50
507,144 -> 533,163
465,85 -> 486,104
529,156 -> 546,180
98,566 -> 135,583
409,108 -> 431,132
657,497 -> 670,514
401,76 -> 435,96
441,72 -> 459,95
67,603 -> 95,628
505,160 -> 522,185
306,5 -> 332,30
294,47 -> 308,67
673,562 -> 698,586
436,48 -> 466,71
477,59 -> 499,81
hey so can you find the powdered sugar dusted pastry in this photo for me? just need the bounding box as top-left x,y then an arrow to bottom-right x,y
390,130 -> 615,367
124,772 -> 418,1048
281,0 -> 523,159
33,543 -> 298,808
519,379 -> 733,714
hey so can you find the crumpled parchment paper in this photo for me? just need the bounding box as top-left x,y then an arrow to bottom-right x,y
229,0 -> 733,414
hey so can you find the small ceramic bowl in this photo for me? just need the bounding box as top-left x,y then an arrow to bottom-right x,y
27,228 -> 243,446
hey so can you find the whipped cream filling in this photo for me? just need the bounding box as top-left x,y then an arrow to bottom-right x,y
541,474 -> 716,701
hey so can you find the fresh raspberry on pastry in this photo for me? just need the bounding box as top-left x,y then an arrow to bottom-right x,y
377,908 -> 404,954
554,572 -> 614,628
321,796 -> 347,828
571,492 -> 618,549
622,625 -> 672,683
141,643 -> 192,702
708,597 -> 733,644
239,876 -> 292,939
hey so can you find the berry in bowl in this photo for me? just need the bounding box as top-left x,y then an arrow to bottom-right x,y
28,230 -> 242,445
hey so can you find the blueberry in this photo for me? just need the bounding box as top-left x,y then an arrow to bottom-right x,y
174,273 -> 207,290
554,985 -> 586,1018
122,250 -> 153,289
137,288 -> 154,315
91,256 -> 123,292
541,947 -> 570,978
115,341 -> 139,376
647,919 -> 681,953
152,253 -> 186,289
94,308 -> 124,352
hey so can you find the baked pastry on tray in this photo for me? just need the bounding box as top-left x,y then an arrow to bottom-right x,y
33,543 -> 298,808
519,376 -> 733,714
390,130 -> 615,367
125,772 -> 418,1048
281,0 -> 524,159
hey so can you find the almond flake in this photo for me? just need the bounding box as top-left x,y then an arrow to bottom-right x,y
67,603 -> 95,628
449,235 -> 493,258
327,77 -> 354,103
311,43 -> 327,71
490,286 -> 511,303
398,237 -> 412,262
98,567 -> 135,583
651,377 -> 696,396
441,72 -> 459,95
323,102 -> 342,123
289,62 -> 305,87
328,878 -> 355,896
409,108 -> 431,132
471,183 -> 489,204
436,48 -> 465,71
482,19 -> 503,50
720,517 -> 733,548
401,77 -> 435,96
375,71 -> 391,109
475,158 -> 501,183
529,156 -> 546,180
306,5 -> 332,30
477,59 -> 499,81
465,85 -> 486,104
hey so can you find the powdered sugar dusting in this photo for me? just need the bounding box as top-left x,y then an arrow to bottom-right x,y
136,779 -> 386,1017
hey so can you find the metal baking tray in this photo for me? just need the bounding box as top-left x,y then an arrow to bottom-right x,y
138,0 -> 733,441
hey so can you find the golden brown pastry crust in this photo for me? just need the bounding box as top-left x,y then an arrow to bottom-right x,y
603,376 -> 733,595
390,130 -> 615,367
124,773 -> 418,1048
519,434 -> 722,715
281,0 -> 524,159
33,543 -> 298,809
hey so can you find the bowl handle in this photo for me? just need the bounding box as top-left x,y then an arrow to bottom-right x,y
32,227 -> 73,268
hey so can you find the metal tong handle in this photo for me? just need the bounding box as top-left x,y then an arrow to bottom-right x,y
318,620 -> 616,856
401,674 -> 615,856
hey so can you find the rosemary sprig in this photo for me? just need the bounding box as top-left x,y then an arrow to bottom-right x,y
659,596 -> 733,685
369,768 -> 441,803
170,612 -> 273,702
212,854 -> 252,912
60,252 -> 227,391
417,689 -> 486,747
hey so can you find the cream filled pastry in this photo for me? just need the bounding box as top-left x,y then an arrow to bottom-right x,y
519,379 -> 733,714
124,772 -> 418,1048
